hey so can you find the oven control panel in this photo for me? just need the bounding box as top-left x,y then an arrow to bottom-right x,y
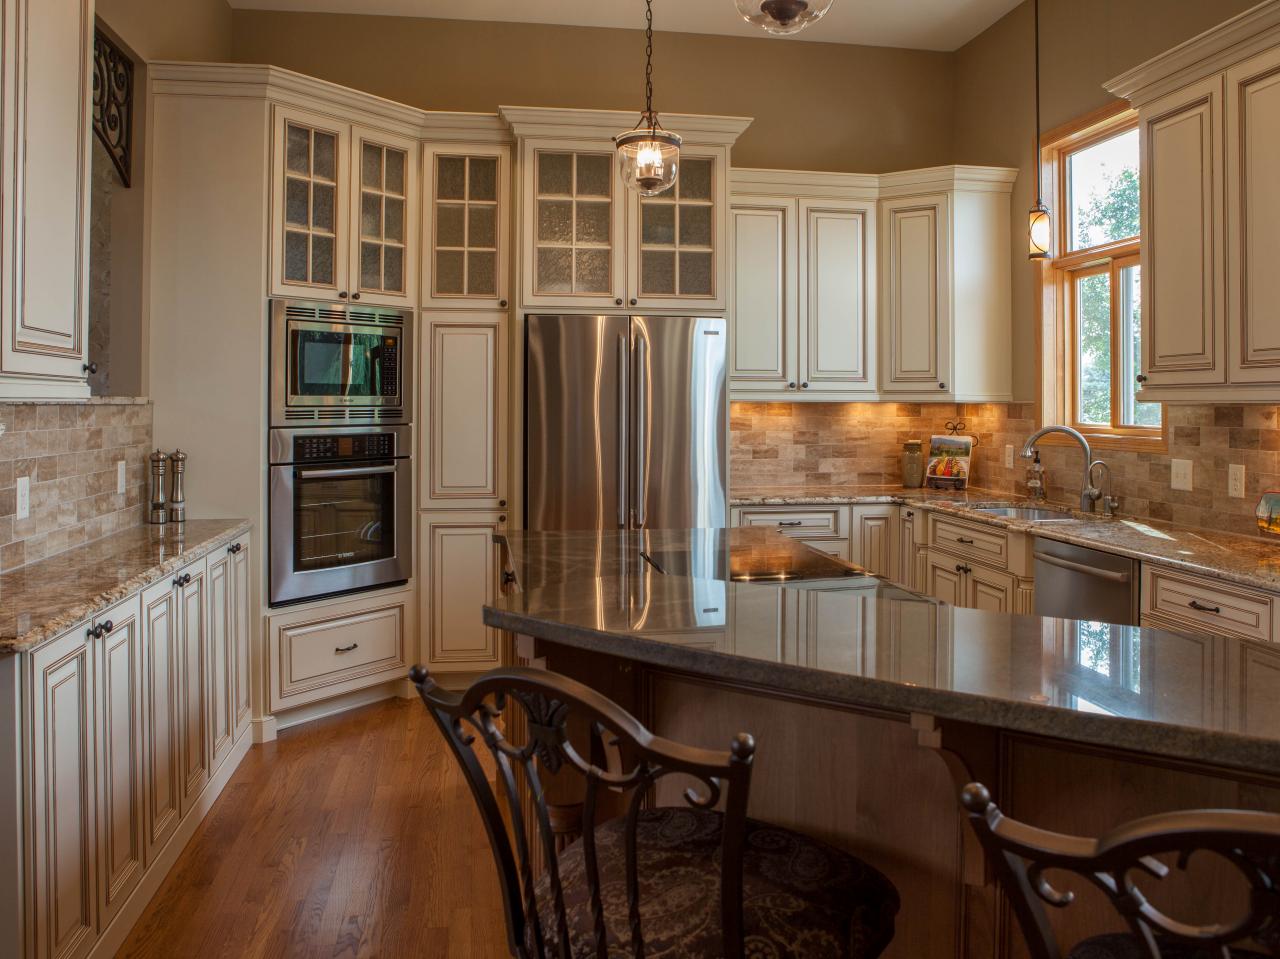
378,340 -> 399,397
293,432 -> 396,462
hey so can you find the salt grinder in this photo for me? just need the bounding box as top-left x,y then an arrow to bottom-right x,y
149,450 -> 169,525
168,449 -> 187,524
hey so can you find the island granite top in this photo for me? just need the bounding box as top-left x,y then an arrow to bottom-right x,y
0,519 -> 251,654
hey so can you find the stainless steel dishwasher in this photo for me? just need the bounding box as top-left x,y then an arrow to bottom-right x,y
1033,537 -> 1139,626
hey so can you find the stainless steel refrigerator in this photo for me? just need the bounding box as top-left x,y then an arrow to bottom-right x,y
525,314 -> 728,530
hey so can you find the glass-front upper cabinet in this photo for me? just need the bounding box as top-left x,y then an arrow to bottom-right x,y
352,126 -> 418,307
423,144 -> 511,310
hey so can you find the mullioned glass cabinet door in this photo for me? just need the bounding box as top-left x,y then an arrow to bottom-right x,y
423,144 -> 511,311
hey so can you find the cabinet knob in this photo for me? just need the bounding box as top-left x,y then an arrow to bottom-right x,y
499,499 -> 507,507
87,624 -> 101,639
351,292 -> 361,301
615,298 -> 623,306
1136,373 -> 1148,383
501,570 -> 517,586
787,382 -> 797,390
499,299 -> 508,308
338,291 -> 348,299
227,542 -> 242,555
499,515 -> 507,523
173,572 -> 192,588
82,362 -> 98,375
938,382 -> 947,390
630,298 -> 638,306
800,382 -> 809,390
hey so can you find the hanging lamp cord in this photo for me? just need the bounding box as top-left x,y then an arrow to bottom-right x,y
1033,0 -> 1042,206
643,0 -> 656,129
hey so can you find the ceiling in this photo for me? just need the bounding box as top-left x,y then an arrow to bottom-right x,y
225,0 -> 1026,52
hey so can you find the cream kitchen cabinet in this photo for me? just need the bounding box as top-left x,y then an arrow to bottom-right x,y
140,576 -> 182,865
727,196 -> 796,393
421,511 -> 508,674
849,505 -> 897,578
422,144 -> 512,310
175,558 -> 209,817
270,106 -> 419,307
207,549 -> 236,772
898,506 -> 927,592
925,549 -> 1016,611
0,0 -> 94,397
420,312 -> 509,510
925,513 -> 1033,613
879,193 -> 949,395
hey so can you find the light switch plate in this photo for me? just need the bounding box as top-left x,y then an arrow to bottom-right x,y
1004,444 -> 1014,468
16,475 -> 29,519
116,460 -> 126,495
1229,463 -> 1246,498
1171,458 -> 1194,492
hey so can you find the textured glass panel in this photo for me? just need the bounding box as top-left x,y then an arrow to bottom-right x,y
679,204 -> 712,248
436,249 -> 465,295
437,156 -> 466,200
680,158 -> 712,201
312,183 -> 335,233
285,124 -> 310,175
384,245 -> 404,293
311,234 -> 335,285
469,157 -> 497,201
361,191 -> 382,239
312,132 -> 336,181
641,203 -> 675,245
362,143 -> 382,190
538,153 -> 573,196
384,197 -> 404,244
537,200 -> 573,244
468,204 -> 497,248
361,241 -> 382,290
285,177 -> 309,227
467,251 -> 496,296
575,154 -> 610,197
678,251 -> 713,296
575,201 -> 610,245
436,203 -> 465,248
642,250 -> 675,295
575,249 -> 610,294
536,247 -> 573,293
384,149 -> 406,196
284,230 -> 308,282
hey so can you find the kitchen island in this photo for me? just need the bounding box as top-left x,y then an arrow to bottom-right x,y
485,528 -> 1280,959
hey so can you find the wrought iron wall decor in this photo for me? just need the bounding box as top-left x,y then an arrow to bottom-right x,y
93,28 -> 133,188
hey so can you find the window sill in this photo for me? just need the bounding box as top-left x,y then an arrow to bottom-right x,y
1035,431 -> 1168,455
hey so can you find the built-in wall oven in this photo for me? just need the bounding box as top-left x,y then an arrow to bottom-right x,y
268,425 -> 412,606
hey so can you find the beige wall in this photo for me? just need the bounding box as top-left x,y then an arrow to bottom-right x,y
229,11 -> 956,173
96,0 -> 233,62
953,0 -> 1260,401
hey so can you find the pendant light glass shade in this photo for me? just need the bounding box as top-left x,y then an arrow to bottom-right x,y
616,123 -> 681,197
1028,201 -> 1051,258
735,0 -> 836,36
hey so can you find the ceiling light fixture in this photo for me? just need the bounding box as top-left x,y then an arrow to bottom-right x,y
735,0 -> 836,37
1028,0 -> 1051,259
615,0 -> 681,197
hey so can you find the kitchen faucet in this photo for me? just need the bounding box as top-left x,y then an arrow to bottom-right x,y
1020,425 -> 1103,512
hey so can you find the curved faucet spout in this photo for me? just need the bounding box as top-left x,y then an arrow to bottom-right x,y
1020,425 -> 1102,512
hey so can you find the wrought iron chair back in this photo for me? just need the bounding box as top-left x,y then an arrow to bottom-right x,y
411,664 -> 756,959
961,782 -> 1280,959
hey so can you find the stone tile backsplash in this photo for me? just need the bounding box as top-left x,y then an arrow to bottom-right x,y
730,402 -> 1280,539
0,399 -> 152,571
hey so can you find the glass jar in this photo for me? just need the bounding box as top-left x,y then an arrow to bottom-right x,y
901,440 -> 924,488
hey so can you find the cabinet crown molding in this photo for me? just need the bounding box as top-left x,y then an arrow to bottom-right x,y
877,164 -> 1018,198
1105,0 -> 1280,105
729,165 -> 1016,202
498,105 -> 752,146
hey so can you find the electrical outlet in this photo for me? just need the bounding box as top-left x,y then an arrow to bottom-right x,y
116,460 -> 126,495
1229,463 -> 1246,498
1171,458 -> 1194,492
16,475 -> 29,520
1004,444 -> 1014,468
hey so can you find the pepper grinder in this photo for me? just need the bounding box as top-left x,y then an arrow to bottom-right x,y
149,450 -> 169,525
168,449 -> 187,524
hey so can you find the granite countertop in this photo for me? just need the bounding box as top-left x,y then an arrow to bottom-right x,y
0,519 -> 251,654
731,485 -> 1280,593
486,549 -> 1280,776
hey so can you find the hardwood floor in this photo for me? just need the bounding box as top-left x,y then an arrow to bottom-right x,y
115,697 -> 510,958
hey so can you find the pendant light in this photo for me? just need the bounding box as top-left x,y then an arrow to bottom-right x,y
616,0 -> 681,197
1028,0 -> 1051,259
735,0 -> 836,36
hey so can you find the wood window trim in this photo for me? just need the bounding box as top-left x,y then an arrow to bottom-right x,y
1035,101 -> 1168,455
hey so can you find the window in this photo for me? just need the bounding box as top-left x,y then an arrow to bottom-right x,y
1039,106 -> 1164,449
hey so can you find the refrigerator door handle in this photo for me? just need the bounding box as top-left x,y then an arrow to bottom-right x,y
617,332 -> 628,528
632,329 -> 648,528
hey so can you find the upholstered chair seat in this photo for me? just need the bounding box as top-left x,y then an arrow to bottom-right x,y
1067,934 -> 1268,959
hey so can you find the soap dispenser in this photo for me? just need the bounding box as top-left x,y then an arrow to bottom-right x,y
1026,450 -> 1046,502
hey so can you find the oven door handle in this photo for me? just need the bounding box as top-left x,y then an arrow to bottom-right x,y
296,464 -> 399,480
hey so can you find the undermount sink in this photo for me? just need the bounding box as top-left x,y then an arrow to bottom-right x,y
972,506 -> 1073,521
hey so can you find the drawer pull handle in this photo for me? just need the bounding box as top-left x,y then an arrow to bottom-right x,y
956,536 -> 975,545
335,643 -> 359,653
778,521 -> 803,527
1188,600 -> 1221,614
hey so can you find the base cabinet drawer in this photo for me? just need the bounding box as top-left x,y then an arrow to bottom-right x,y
928,513 -> 1010,569
1141,564 -> 1276,643
268,587 -> 413,711
732,505 -> 849,539
801,538 -> 851,561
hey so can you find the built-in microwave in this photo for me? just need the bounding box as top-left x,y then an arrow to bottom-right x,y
270,299 -> 411,427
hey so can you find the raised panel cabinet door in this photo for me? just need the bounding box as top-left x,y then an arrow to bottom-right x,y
1147,628 -> 1220,728
422,512 -> 505,671
967,563 -> 1015,614
1140,75 -> 1226,386
925,551 -> 967,607
850,506 -> 896,579
421,313 -> 508,509
1231,640 -> 1280,738
728,198 -> 797,393
270,105 -> 349,301
2,0 -> 93,381
176,561 -> 209,815
350,125 -> 419,307
1227,47 -> 1280,383
423,144 -> 511,309
230,536 -> 252,735
92,596 -> 144,931
898,510 -> 917,590
28,624 -> 97,959
800,200 -> 876,393
880,194 -> 950,394
140,578 -> 180,864
206,552 -> 235,773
